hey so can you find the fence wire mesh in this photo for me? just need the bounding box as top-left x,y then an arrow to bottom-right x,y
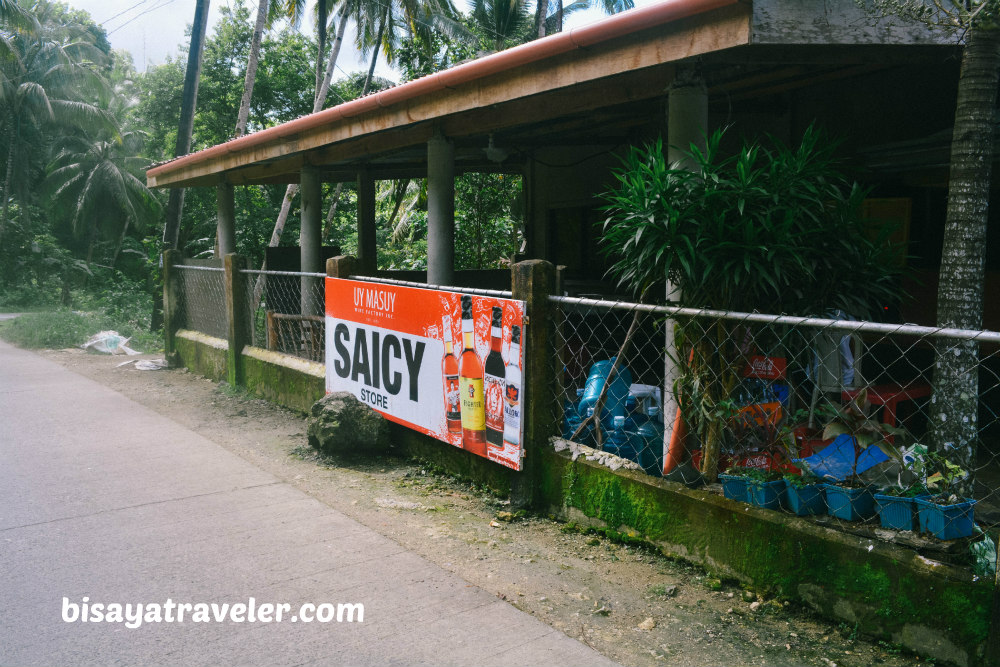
175,265 -> 227,339
241,269 -> 326,363
552,295 -> 1000,569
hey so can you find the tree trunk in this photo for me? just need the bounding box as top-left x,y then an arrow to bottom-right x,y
534,0 -> 547,38
161,0 -> 211,252
0,123 -> 15,247
316,10 -> 349,111
323,182 -> 345,238
555,0 -> 563,33
929,27 -> 1000,497
363,9 -> 389,96
235,0 -> 269,139
315,0 -> 328,105
251,6 -> 352,310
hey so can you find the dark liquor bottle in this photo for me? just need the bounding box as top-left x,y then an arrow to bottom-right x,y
441,317 -> 461,435
459,295 -> 486,455
503,325 -> 522,451
484,306 -> 506,448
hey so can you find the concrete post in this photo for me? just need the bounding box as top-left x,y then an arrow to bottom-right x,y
357,170 -> 377,276
224,253 -> 247,387
300,165 -> 322,316
162,249 -> 181,366
663,67 -> 706,477
427,133 -> 455,287
510,259 -> 556,509
217,183 -> 236,257
667,68 -> 708,170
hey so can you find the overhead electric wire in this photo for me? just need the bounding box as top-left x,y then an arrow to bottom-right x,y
108,0 -> 180,35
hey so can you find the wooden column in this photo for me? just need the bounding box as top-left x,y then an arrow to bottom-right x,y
216,182 -> 236,257
357,170 -> 377,276
224,253 -> 248,387
510,259 -> 556,509
162,249 -> 181,366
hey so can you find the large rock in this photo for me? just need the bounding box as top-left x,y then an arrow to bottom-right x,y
308,392 -> 391,455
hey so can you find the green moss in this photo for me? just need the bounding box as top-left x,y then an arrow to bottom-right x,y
538,447 -> 992,664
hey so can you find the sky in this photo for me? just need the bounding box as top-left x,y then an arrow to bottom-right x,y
63,0 -> 654,80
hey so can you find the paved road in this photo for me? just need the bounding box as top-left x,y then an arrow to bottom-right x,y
0,341 -> 616,667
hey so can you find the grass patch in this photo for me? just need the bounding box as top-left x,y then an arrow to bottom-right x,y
0,310 -> 161,352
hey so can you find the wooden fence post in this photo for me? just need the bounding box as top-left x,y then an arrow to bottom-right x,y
224,253 -> 247,387
162,249 -> 181,366
510,259 -> 556,509
327,255 -> 357,280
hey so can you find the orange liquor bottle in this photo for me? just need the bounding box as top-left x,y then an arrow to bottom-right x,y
441,317 -> 461,435
459,295 -> 487,455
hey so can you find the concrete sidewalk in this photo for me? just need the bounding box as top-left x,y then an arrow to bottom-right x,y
0,341 -> 616,667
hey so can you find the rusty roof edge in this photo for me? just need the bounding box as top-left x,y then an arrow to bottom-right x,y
146,0 -> 740,184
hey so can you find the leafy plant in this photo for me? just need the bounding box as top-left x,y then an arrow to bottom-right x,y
783,469 -> 822,489
600,126 -> 907,482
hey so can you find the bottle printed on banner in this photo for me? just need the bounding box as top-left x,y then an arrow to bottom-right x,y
458,295 -> 486,455
441,317 -> 461,435
484,306 -> 506,449
503,325 -> 521,450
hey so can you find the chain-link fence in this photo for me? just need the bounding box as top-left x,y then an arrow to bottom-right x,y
241,269 -> 326,362
175,264 -> 227,339
552,294 -> 1000,564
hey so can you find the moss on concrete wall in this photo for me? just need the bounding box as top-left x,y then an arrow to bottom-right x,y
241,346 -> 325,413
174,330 -> 227,382
538,447 -> 991,667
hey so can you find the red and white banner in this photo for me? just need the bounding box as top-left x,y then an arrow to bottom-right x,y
325,278 -> 526,470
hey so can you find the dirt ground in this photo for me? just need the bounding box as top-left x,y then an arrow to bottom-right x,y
39,347 -> 938,667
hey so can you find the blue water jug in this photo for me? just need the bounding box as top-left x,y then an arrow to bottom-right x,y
563,399 -> 582,441
578,359 -> 633,424
633,406 -> 664,475
603,415 -> 629,457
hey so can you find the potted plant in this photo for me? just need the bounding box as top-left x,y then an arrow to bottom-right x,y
783,468 -> 826,516
914,453 -> 976,540
873,443 -> 929,531
745,467 -> 786,510
805,390 -> 901,521
719,465 -> 753,503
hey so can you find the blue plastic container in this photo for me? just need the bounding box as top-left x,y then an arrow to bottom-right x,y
822,484 -> 876,521
578,359 -> 633,423
874,493 -> 921,531
748,479 -> 786,510
634,412 -> 664,476
603,415 -> 631,458
915,497 -> 977,540
719,474 -> 749,503
785,484 -> 826,516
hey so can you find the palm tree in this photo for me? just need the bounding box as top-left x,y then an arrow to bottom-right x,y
45,127 -> 160,265
533,0 -> 632,38
0,0 -> 112,246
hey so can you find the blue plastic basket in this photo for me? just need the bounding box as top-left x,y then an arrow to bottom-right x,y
822,484 -> 875,521
748,479 -> 785,510
914,497 -> 977,540
786,484 -> 826,516
719,474 -> 749,503
874,493 -> 918,531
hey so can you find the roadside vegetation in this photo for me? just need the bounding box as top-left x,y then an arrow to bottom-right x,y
0,0 -> 632,351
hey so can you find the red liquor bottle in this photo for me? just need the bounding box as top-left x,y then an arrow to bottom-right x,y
459,295 -> 486,455
484,306 -> 506,449
442,317 -> 461,435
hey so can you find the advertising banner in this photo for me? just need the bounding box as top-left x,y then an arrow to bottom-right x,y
325,278 -> 526,471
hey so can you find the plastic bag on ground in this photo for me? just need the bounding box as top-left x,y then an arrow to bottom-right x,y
82,331 -> 139,355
